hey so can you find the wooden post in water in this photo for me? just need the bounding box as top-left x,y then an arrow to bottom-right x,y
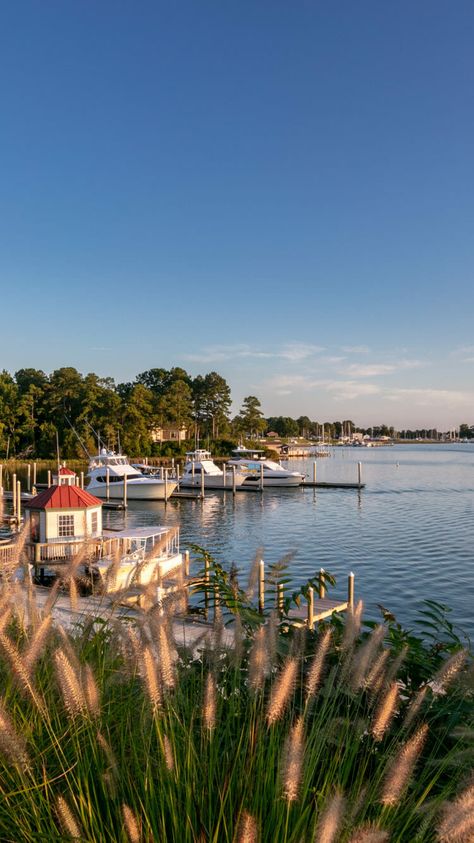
260,463 -> 264,492
33,462 -> 37,487
106,467 -> 110,502
0,464 -> 3,489
200,467 -> 205,498
313,461 -> 317,483
160,467 -> 164,480
191,460 -> 195,480
348,572 -> 355,607
232,465 -> 236,496
258,559 -> 265,613
307,586 -> 314,630
222,462 -> 226,488
80,471 -> 84,490
277,583 -> 284,616
318,567 -> 326,599
164,468 -> 169,502
12,473 -> 17,518
176,463 -> 180,485
27,464 -> 31,492
47,470 -> 51,488
16,480 -> 21,524
184,549 -> 190,577
358,461 -> 362,487
204,552 -> 209,620
123,473 -> 127,507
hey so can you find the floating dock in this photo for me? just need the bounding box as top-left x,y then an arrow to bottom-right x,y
301,480 -> 365,489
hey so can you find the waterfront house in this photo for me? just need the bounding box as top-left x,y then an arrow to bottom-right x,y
24,485 -> 103,546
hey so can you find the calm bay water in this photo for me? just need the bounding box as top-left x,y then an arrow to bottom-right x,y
7,445 -> 474,638
98,444 -> 474,639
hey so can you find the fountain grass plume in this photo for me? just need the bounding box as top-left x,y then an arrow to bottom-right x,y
365,650 -> 390,695
314,790 -> 345,843
54,648 -> 88,719
140,645 -> 162,711
430,649 -> 467,694
266,657 -> 298,726
380,723 -> 429,806
403,685 -> 429,730
122,803 -> 141,843
248,626 -> 269,691
437,782 -> 474,842
24,613 -> 53,672
282,715 -> 305,802
56,795 -> 82,839
347,826 -> 390,842
350,625 -> 385,691
371,682 -> 399,741
235,811 -> 258,843
0,699 -> 31,773
203,672 -> 217,732
305,627 -> 332,702
0,629 -> 46,714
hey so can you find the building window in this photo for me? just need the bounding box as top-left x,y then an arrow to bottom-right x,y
58,515 -> 75,537
91,511 -> 98,535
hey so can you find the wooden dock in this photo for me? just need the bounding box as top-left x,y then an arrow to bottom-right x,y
301,480 -> 365,489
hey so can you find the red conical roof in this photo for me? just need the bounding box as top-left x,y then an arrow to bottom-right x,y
26,485 -> 102,510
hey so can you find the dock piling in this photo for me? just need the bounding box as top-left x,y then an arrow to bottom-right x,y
201,468 -> 205,499
47,470 -> 51,488
16,480 -> 21,524
348,572 -> 355,607
318,568 -> 326,599
277,583 -> 284,616
232,465 -> 236,496
12,473 -> 17,518
260,463 -> 264,492
222,462 -> 226,488
358,461 -> 362,487
307,586 -> 314,630
106,467 -> 110,502
33,462 -> 37,487
27,464 -> 31,492
313,461 -> 317,483
258,559 -> 265,613
184,550 -> 190,576
165,468 -> 169,502
123,473 -> 127,507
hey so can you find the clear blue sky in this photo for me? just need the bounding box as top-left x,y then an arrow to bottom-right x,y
1,1 -> 473,428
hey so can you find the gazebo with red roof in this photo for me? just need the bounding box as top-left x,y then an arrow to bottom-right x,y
24,485 -> 103,546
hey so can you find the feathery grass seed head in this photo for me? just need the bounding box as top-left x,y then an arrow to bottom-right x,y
235,811 -> 258,843
282,716 -> 305,802
56,795 -> 82,839
266,658 -> 298,726
371,682 -> 399,741
122,803 -> 141,843
381,724 -> 428,806
314,790 -> 345,843
306,628 -> 332,701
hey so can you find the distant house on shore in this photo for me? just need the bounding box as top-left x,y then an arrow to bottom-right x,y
151,426 -> 189,444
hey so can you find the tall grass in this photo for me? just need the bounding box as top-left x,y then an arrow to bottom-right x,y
0,553 -> 472,842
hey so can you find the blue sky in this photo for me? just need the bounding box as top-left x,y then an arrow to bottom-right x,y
1,1 -> 473,428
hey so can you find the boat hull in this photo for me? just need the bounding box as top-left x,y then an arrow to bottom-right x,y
92,552 -> 183,592
87,480 -> 177,500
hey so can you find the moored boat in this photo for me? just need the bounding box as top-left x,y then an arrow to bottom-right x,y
228,447 -> 304,487
87,450 -> 177,500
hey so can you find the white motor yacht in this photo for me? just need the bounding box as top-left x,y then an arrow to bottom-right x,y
179,449 -> 247,490
87,449 -> 177,500
228,447 -> 304,487
89,526 -> 182,593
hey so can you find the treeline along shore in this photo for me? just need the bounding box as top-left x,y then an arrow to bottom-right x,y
1,367 -> 473,460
